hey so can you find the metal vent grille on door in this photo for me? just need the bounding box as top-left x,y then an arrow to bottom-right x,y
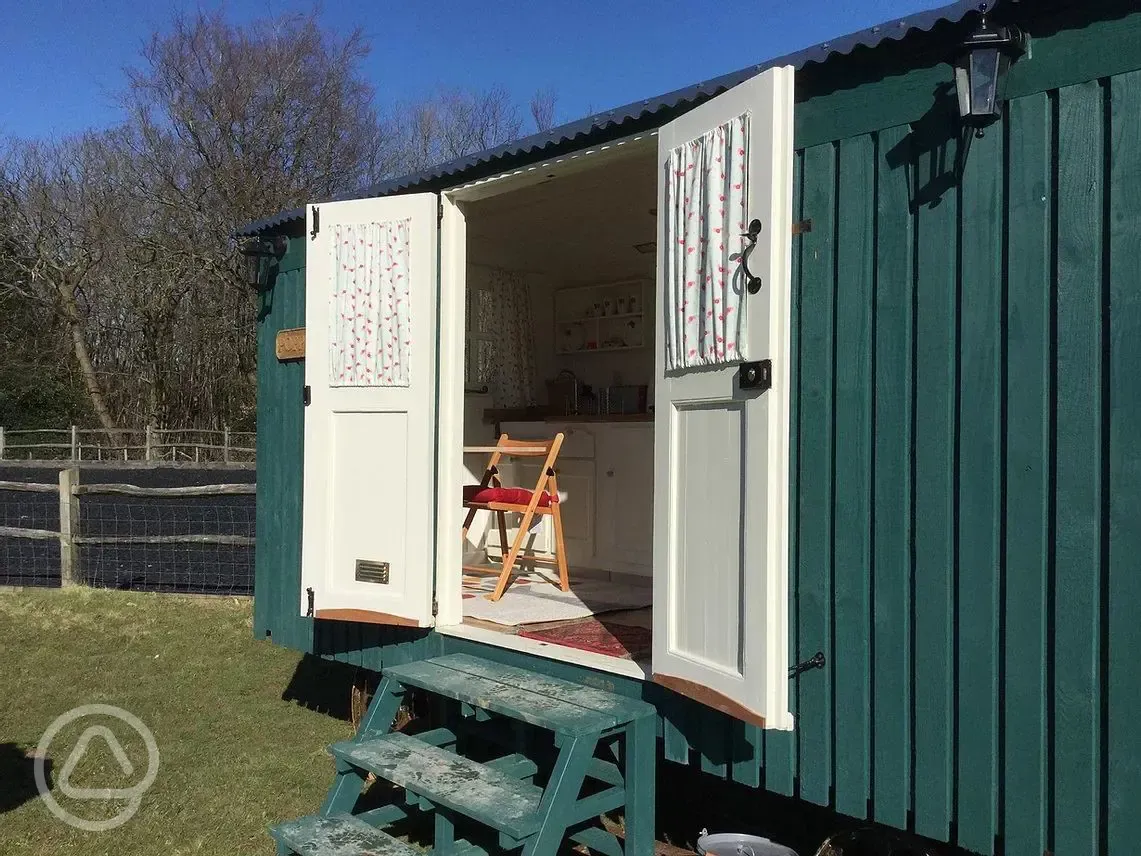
355,560 -> 390,584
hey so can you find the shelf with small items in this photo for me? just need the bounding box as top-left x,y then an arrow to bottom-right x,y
554,279 -> 647,355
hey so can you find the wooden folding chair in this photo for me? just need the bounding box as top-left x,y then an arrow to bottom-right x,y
461,433 -> 569,601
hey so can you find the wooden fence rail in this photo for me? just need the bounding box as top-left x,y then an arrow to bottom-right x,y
0,426 -> 256,464
0,469 -> 256,586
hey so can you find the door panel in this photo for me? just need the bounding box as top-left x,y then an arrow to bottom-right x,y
301,194 -> 439,626
652,66 -> 795,729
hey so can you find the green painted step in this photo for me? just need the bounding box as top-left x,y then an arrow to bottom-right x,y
331,731 -> 544,839
270,813 -> 418,856
384,653 -> 655,736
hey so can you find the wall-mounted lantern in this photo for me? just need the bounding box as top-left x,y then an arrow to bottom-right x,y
238,236 -> 287,291
953,8 -> 1025,134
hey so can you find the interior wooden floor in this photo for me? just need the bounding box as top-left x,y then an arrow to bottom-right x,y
459,563 -> 652,661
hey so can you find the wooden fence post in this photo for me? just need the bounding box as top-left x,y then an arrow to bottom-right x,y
70,425 -> 78,461
0,426 -> 5,461
58,467 -> 80,587
223,426 -> 231,464
145,425 -> 153,461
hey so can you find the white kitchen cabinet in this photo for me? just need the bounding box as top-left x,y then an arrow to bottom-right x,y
594,424 -> 654,573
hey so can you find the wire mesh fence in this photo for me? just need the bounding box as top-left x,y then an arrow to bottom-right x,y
0,465 -> 256,594
0,473 -> 61,587
0,427 -> 256,463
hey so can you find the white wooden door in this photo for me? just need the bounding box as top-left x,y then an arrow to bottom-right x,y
652,66 -> 795,729
300,194 -> 439,627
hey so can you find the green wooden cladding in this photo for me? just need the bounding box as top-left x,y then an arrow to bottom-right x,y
253,21 -> 1141,856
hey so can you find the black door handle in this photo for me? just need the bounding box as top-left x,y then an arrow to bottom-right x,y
740,218 -> 763,295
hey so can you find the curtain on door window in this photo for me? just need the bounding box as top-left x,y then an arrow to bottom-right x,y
663,113 -> 750,371
329,220 -> 412,386
468,266 -> 536,408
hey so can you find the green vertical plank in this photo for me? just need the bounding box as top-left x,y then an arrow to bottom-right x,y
730,720 -> 762,789
832,133 -> 875,820
871,123 -> 914,831
661,695 -> 692,765
1002,90 -> 1052,856
698,706 -> 728,779
1053,79 -> 1104,856
794,141 -> 837,807
281,257 -> 311,652
276,264 -> 296,650
956,116 -> 1003,856
911,109 -> 957,843
253,261 -> 276,638
266,260 -> 292,642
1107,68 -> 1141,856
764,149 -> 803,797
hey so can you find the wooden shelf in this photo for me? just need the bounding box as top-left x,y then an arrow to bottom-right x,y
556,312 -> 644,324
556,345 -> 643,355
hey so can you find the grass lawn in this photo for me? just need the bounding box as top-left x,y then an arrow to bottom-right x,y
0,587 -> 353,855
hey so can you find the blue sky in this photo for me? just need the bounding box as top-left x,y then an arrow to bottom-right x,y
1,0 -> 941,140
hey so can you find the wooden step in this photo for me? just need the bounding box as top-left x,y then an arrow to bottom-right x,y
270,813 -> 419,856
384,653 -> 655,736
331,731 -> 544,839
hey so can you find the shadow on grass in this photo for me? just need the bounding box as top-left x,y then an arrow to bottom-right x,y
280,654 -> 365,722
0,743 -> 50,814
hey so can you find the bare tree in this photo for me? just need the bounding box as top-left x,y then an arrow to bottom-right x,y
108,10 -> 401,428
393,86 -> 525,173
530,88 -> 558,132
121,10 -> 397,281
0,135 -> 128,436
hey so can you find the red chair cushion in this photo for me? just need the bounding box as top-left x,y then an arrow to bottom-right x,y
463,485 -> 557,507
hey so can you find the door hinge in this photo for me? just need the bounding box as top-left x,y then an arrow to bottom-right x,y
305,587 -> 315,617
303,385 -> 311,406
738,360 -> 772,392
437,198 -> 444,224
789,651 -> 826,678
431,595 -> 439,617
310,205 -> 320,239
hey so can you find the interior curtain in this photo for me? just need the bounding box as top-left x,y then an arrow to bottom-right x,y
663,113 -> 750,371
329,220 -> 412,386
483,267 -> 536,408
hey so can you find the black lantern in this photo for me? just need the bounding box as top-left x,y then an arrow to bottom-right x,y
238,236 -> 287,291
953,9 -> 1025,132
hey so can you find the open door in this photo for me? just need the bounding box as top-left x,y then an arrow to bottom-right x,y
652,66 -> 795,729
300,194 -> 439,627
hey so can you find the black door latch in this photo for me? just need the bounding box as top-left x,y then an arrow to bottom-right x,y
739,360 -> 772,392
789,651 -> 826,679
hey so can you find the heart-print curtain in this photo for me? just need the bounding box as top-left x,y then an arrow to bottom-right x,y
663,113 -> 750,371
329,220 -> 412,387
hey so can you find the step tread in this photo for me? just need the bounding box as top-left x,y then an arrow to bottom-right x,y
384,653 -> 654,735
332,732 -> 543,838
270,813 -> 418,856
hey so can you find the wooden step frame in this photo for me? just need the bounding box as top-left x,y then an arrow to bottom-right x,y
311,663 -> 656,856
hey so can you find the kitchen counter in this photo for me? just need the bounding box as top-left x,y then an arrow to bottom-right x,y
483,409 -> 653,424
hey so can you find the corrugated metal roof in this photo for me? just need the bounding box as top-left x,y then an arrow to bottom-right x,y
239,0 -> 990,235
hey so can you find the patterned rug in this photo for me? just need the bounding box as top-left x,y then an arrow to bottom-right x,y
461,570 -> 653,626
519,618 -> 652,660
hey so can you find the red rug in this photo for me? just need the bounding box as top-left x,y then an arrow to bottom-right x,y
519,619 -> 652,660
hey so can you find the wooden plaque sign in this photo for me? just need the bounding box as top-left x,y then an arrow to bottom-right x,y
275,327 -> 306,361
